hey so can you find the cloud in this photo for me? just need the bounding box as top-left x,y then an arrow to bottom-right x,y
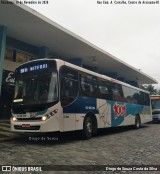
27,0 -> 160,86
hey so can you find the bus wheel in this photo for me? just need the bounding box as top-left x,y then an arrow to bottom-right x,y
135,115 -> 141,129
83,116 -> 93,139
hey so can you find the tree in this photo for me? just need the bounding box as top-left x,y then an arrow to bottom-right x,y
157,88 -> 160,95
140,84 -> 157,95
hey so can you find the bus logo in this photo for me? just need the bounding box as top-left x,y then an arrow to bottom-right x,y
2,166 -> 11,171
31,113 -> 37,117
113,103 -> 126,117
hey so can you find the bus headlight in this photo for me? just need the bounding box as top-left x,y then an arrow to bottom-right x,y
12,116 -> 17,122
41,116 -> 48,121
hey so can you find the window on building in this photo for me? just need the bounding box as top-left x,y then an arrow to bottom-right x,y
5,48 -> 13,60
16,52 -> 33,63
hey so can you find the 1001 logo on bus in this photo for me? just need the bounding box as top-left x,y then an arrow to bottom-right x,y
113,103 -> 126,117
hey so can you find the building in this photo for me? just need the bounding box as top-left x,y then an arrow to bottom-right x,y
0,1 -> 157,118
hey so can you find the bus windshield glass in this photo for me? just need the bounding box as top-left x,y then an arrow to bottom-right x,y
14,72 -> 58,105
151,99 -> 160,109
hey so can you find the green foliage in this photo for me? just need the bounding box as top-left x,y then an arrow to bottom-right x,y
140,84 -> 159,95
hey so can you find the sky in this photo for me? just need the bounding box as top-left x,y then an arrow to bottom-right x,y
26,0 -> 160,88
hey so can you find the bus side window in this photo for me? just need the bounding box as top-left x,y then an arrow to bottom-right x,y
122,86 -> 137,103
60,66 -> 78,107
80,74 -> 98,97
138,92 -> 150,106
144,93 -> 150,106
111,83 -> 123,101
60,78 -> 78,106
80,76 -> 89,95
98,80 -> 111,100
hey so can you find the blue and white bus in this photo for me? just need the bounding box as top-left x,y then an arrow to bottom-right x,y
11,59 -> 151,139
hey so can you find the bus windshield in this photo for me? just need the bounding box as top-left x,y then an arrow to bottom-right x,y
151,99 -> 160,109
14,72 -> 58,105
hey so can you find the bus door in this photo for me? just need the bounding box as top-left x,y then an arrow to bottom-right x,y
60,66 -> 79,131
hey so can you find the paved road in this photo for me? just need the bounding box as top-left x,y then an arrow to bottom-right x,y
0,120 -> 160,174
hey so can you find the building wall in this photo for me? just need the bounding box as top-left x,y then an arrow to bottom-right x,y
0,36 -> 41,119
4,59 -> 21,71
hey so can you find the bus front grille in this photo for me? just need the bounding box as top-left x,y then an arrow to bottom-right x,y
16,117 -> 42,121
14,125 -> 40,130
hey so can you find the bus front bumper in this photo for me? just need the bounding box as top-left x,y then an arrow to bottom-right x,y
10,117 -> 60,133
152,114 -> 160,122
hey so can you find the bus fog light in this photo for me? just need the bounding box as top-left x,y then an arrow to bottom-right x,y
41,116 -> 48,121
12,116 -> 17,122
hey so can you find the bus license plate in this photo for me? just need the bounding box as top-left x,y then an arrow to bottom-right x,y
22,124 -> 30,128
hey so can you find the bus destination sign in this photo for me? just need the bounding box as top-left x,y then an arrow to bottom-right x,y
20,63 -> 48,74
150,96 -> 160,100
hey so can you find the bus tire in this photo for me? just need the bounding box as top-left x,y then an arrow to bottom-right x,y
83,116 -> 93,140
92,117 -> 98,136
135,115 -> 141,129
